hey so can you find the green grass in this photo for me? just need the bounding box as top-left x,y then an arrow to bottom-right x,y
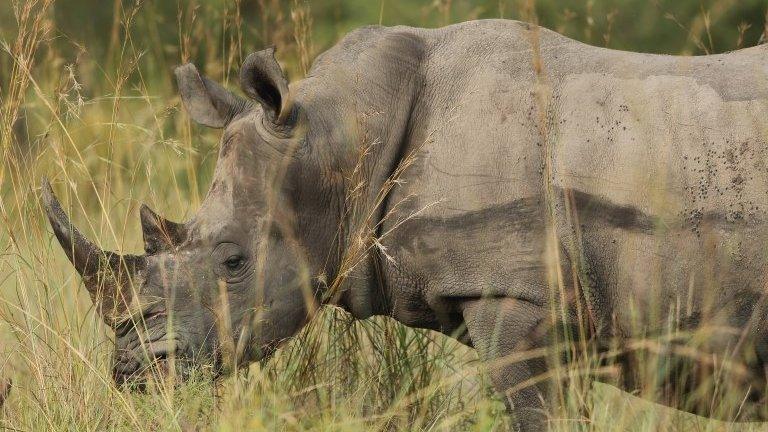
1,0 -> 767,430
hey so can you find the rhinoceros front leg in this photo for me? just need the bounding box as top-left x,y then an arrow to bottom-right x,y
462,297 -> 551,432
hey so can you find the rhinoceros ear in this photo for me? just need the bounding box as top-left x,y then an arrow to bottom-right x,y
240,47 -> 292,125
175,63 -> 247,129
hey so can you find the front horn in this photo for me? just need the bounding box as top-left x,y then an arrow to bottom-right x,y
41,179 -> 144,325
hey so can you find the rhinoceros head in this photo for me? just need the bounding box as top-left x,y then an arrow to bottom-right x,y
43,48 -> 333,386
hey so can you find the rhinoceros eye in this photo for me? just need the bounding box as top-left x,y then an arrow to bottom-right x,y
224,255 -> 245,272
213,242 -> 249,280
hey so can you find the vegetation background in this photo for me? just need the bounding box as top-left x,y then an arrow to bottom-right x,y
0,0 -> 767,430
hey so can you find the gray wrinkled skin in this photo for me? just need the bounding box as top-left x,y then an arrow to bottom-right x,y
44,20 -> 768,431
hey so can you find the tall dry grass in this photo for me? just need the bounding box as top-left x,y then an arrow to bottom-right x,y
0,1 -> 503,430
0,0 -> 766,431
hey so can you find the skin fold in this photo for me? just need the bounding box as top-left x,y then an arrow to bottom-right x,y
43,20 -> 768,431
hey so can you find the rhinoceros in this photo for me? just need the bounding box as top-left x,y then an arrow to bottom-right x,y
43,19 -> 768,431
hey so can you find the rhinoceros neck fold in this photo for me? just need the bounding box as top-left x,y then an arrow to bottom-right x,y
300,29 -> 429,320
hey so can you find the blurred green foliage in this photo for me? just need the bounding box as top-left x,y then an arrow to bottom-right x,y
8,0 -> 766,83
50,1 -> 767,52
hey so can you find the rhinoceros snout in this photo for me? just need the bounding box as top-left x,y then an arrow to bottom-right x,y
112,339 -> 188,389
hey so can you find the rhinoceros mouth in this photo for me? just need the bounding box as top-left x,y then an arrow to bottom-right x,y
112,358 -> 197,391
112,337 -> 201,390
